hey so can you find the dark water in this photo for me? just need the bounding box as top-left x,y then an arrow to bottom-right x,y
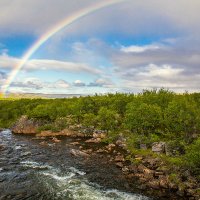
0,130 -> 150,200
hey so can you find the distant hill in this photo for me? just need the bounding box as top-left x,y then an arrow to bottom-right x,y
4,93 -> 84,99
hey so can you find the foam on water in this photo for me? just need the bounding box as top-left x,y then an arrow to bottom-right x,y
26,161 -> 150,200
42,172 -> 76,182
69,167 -> 86,176
20,161 -> 53,170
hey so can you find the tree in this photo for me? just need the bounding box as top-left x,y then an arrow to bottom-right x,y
125,102 -> 163,137
97,107 -> 119,132
82,113 -> 98,128
164,97 -> 200,142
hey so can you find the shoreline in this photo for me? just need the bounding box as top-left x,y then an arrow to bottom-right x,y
11,130 -> 195,200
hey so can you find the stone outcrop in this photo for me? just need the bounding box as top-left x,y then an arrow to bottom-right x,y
115,134 -> 127,149
12,116 -> 39,134
152,142 -> 166,154
36,129 -> 83,137
70,149 -> 89,157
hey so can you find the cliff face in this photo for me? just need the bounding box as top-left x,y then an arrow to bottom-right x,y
12,115 -> 39,134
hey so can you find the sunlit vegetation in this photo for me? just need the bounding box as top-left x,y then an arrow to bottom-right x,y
1,89 -> 200,175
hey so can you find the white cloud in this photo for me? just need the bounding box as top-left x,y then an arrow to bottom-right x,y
73,80 -> 86,87
138,64 -> 183,78
121,44 -> 160,53
53,79 -> 70,89
0,54 -> 102,75
88,78 -> 114,88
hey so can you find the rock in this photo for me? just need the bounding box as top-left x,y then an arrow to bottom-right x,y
138,164 -> 151,173
187,189 -> 197,196
122,166 -> 129,173
177,189 -> 185,197
168,181 -> 178,190
70,149 -> 89,157
96,149 -> 105,153
106,144 -> 116,151
152,142 -> 166,154
0,144 -> 4,150
144,157 -> 160,170
70,142 -> 80,145
21,151 -> 31,156
85,138 -> 101,143
159,176 -> 169,189
115,135 -> 127,148
32,136 -> 46,140
114,155 -> 125,162
147,180 -> 160,189
52,137 -> 61,143
39,141 -> 48,146
135,155 -> 143,161
128,165 -> 138,173
140,143 -> 147,150
115,162 -> 124,168
155,171 -> 164,177
82,149 -> 93,154
93,132 -> 106,139
12,115 -> 39,134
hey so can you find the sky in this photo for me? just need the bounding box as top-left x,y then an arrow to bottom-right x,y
0,0 -> 200,95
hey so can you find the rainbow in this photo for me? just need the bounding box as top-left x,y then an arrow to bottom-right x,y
1,0 -> 126,97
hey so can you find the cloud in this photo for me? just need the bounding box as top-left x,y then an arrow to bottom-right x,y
0,71 -> 7,79
73,80 -> 86,87
137,64 -> 183,79
11,77 -> 44,90
53,79 -> 70,89
88,78 -> 114,88
116,63 -> 200,92
0,53 -> 102,75
0,0 -> 200,38
121,44 -> 161,53
10,77 -> 71,92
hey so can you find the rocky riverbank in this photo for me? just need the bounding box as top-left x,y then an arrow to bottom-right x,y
11,116 -> 200,199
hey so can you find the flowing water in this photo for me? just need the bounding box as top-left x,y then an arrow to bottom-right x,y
0,130 -> 150,200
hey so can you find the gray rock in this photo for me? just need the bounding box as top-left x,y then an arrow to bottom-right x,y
152,142 -> 166,154
140,143 -> 147,150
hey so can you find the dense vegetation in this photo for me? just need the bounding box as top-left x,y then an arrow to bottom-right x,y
1,89 -> 200,176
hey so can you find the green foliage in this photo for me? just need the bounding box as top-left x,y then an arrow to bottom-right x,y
125,102 -> 163,137
82,113 -> 97,128
164,96 -> 200,142
97,107 -> 119,131
184,138 -> 200,173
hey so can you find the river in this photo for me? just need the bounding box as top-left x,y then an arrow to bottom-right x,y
0,129 -> 150,200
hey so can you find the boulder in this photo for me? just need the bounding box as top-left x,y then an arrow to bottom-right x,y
114,155 -> 125,162
39,141 -> 48,146
159,176 -> 169,189
85,138 -> 101,143
52,137 -> 61,143
147,180 -> 160,189
152,142 -> 166,154
106,144 -> 116,151
12,116 -> 39,134
115,162 -> 124,168
115,135 -> 127,148
70,149 -> 89,157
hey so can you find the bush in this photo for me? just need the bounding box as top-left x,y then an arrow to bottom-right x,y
184,138 -> 200,173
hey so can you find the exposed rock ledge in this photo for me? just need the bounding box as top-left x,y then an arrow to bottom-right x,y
12,116 -> 39,134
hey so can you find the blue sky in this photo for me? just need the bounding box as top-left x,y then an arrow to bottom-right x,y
0,0 -> 200,94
